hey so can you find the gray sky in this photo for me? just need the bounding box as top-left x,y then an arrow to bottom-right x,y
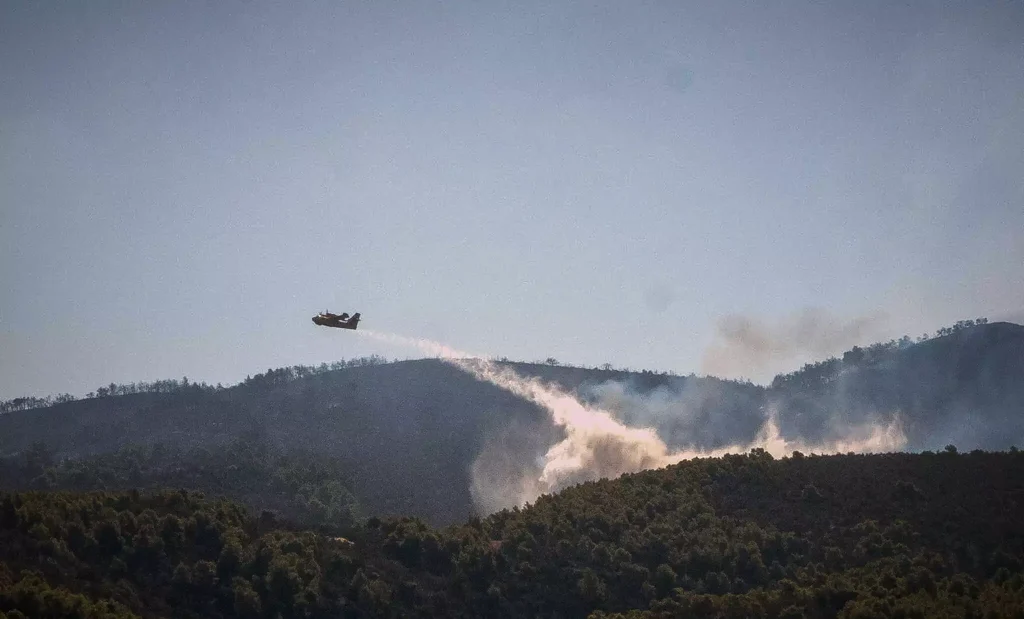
2,1 -> 1023,398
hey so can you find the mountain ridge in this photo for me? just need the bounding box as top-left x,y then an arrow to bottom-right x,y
2,321 -> 1022,525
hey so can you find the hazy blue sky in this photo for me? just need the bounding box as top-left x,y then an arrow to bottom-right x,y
3,1 -> 1023,398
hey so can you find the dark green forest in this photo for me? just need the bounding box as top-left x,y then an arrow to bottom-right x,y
2,449 -> 1024,618
0,439 -> 361,536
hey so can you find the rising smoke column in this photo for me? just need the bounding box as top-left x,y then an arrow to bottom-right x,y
701,308 -> 888,382
360,330 -> 907,513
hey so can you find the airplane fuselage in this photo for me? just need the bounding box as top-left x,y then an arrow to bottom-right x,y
312,314 -> 359,329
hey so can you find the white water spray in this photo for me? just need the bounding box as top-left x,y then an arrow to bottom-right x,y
360,330 -> 907,512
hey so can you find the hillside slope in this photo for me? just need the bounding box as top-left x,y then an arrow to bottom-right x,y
2,322 -> 1022,525
0,359 -> 766,523
771,322 -> 1024,450
2,449 -> 1023,618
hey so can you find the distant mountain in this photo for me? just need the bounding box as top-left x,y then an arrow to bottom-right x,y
0,359 -> 552,525
1,321 -> 1022,525
0,360 -> 745,525
769,321 -> 1024,451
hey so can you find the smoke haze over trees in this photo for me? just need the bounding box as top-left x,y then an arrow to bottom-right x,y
2,319 -> 1022,525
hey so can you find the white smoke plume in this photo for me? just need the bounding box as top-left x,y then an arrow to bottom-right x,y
360,330 -> 906,514
702,308 -> 889,383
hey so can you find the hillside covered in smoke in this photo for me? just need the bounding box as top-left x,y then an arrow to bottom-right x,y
1,320 -> 1022,526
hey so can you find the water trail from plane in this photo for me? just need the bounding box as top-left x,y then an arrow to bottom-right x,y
359,330 -> 907,512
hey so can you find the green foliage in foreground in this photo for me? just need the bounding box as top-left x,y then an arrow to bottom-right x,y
2,448 -> 1024,618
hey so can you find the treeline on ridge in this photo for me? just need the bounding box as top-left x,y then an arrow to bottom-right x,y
770,318 -> 991,391
1,318 -> 995,415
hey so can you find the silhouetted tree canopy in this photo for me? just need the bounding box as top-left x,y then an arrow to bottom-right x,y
1,448 -> 1023,617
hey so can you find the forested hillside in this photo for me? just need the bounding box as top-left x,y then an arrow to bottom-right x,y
770,320 -> 1024,450
2,449 -> 1023,618
0,438 -> 361,536
0,361 -> 749,525
1,359 -> 549,525
1,320 -> 1022,527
